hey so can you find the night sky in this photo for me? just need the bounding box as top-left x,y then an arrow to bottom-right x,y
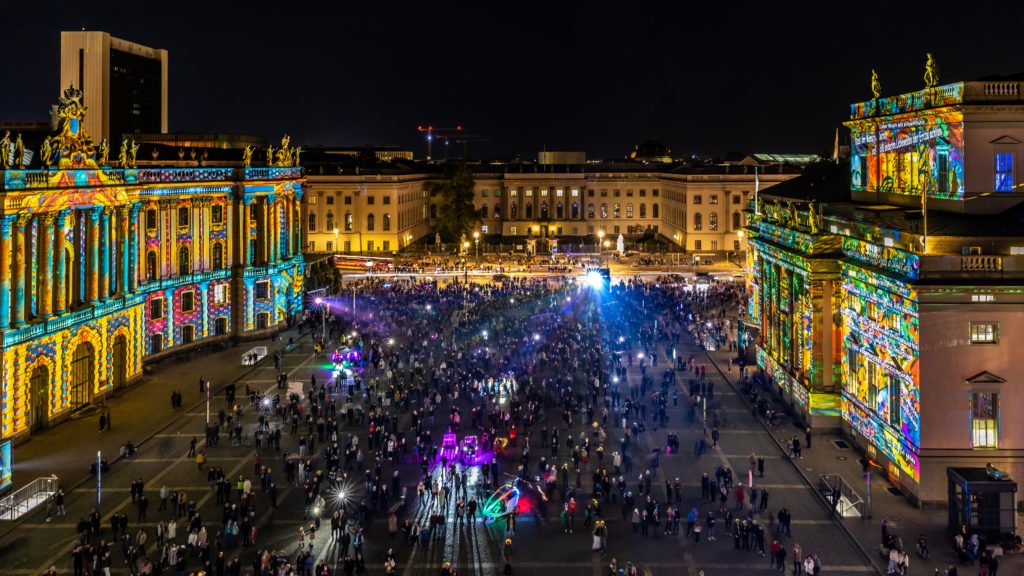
4,1 -> 1024,159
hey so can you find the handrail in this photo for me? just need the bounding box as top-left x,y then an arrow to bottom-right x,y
0,475 -> 59,521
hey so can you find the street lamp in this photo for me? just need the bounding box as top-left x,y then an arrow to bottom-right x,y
333,227 -> 339,254
314,297 -> 328,342
597,230 -> 606,265
473,231 -> 480,264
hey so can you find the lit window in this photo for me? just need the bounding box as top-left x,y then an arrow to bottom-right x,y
969,322 -> 998,344
211,205 -> 224,224
709,213 -> 718,231
972,392 -> 999,449
213,284 -> 229,304
693,195 -> 702,205
995,153 -> 1014,192
481,225 -> 488,233
709,195 -> 718,205
1011,246 -> 1024,255
971,294 -> 995,302
509,226 -> 517,235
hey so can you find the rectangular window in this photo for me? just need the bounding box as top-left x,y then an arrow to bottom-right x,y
571,189 -> 579,197
383,240 -> 390,251
734,240 -> 740,251
326,195 -> 335,205
972,392 -> 999,448
211,205 -> 224,224
652,189 -> 659,197
510,226 -> 517,235
181,290 -> 195,313
344,196 -> 352,205
970,322 -> 999,344
481,225 -> 489,233
1011,247 -> 1024,255
344,240 -> 351,252
150,297 -> 164,319
326,241 -> 333,252
732,195 -> 741,204
588,189 -> 595,197
971,294 -> 995,302
710,240 -> 718,251
639,189 -> 646,197
178,206 -> 190,227
614,189 -> 621,197
494,189 -> 502,197
366,196 -> 375,205
709,195 -> 718,205
995,153 -> 1014,192
146,209 -> 158,231
556,189 -> 563,197
613,225 -> 620,234
866,363 -> 878,410
510,189 -> 518,197
367,240 -> 374,251
213,284 -> 229,304
307,241 -> 315,252
480,189 -> 489,197
308,196 -> 318,205
383,196 -> 391,204
255,281 -> 270,300
888,375 -> 900,427
694,239 -> 702,250
541,189 -> 548,197
693,195 -> 702,205
526,189 -> 533,197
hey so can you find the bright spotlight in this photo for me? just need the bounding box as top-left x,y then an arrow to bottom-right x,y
482,330 -> 488,339
585,271 -> 605,288
426,304 -> 432,311
388,338 -> 395,346
262,398 -> 272,408
617,336 -> 625,343
314,297 -> 323,305
533,334 -> 540,341
637,352 -> 645,359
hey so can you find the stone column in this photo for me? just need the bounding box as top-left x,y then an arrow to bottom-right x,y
242,198 -> 253,266
119,206 -> 130,295
87,208 -> 100,304
99,208 -> 112,301
11,215 -> 28,326
39,214 -> 54,318
55,210 -> 70,314
129,204 -> 140,292
0,216 -> 12,328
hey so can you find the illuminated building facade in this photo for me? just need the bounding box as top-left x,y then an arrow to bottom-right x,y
0,87 -> 304,441
748,77 -> 1024,503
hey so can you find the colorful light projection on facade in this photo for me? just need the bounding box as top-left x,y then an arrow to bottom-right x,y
849,109 -> 964,200
751,239 -> 814,385
839,264 -> 920,481
842,237 -> 921,280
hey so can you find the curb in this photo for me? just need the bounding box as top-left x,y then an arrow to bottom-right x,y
0,328 -> 310,542
699,335 -> 885,576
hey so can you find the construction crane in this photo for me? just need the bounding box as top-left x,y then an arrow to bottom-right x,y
417,124 -> 476,161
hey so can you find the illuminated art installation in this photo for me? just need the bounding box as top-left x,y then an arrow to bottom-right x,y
0,87 -> 305,440
482,482 -> 521,519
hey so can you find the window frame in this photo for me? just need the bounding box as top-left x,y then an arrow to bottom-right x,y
150,297 -> 165,320
969,321 -> 999,344
995,152 -> 1014,192
971,391 -> 999,449
181,290 -> 195,313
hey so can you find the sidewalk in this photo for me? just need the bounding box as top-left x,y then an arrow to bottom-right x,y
700,327 -> 1021,576
4,327 -> 308,523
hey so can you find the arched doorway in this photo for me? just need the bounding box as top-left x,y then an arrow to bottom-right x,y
111,334 -> 127,389
70,341 -> 95,409
29,365 -> 49,431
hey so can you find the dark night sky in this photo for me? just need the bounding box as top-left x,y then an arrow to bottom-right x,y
4,1 -> 1024,159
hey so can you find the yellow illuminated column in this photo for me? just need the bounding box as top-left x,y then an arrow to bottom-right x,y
271,199 -> 279,262
0,216 -> 12,329
242,199 -> 252,266
39,213 -> 54,318
11,215 -> 28,326
99,208 -> 112,300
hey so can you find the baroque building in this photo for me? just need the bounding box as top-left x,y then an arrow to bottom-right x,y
747,77 -> 1024,504
0,87 -> 304,441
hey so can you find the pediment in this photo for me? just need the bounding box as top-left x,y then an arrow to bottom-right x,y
965,371 -> 1006,385
989,135 -> 1022,145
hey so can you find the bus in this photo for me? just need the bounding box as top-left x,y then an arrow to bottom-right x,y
332,254 -> 394,272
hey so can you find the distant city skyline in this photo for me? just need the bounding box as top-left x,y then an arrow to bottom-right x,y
3,2 -> 1024,158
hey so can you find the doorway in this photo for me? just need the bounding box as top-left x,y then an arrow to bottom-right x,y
111,334 -> 127,389
29,365 -> 49,431
70,341 -> 95,409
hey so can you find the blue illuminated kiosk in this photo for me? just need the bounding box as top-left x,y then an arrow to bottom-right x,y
947,466 -> 1017,539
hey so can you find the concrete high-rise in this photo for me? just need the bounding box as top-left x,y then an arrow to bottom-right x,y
60,31 -> 169,149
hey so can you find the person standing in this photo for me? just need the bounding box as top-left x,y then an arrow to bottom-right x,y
99,413 -> 106,432
792,542 -> 803,575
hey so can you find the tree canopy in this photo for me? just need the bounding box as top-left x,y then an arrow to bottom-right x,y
426,162 -> 479,242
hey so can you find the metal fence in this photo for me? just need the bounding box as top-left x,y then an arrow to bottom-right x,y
0,475 -> 59,521
819,473 -> 865,518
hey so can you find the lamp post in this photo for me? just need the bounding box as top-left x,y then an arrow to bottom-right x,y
602,239 -> 610,267
333,227 -> 339,254
314,297 -> 328,342
597,230 -> 606,266
473,231 -> 480,265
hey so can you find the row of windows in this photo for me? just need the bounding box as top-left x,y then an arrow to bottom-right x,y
309,212 -> 392,232
148,283 -> 231,320
145,205 -> 225,231
144,243 -> 227,280
316,195 -> 394,206
317,240 -> 394,253
692,212 -> 743,231
691,240 -> 739,251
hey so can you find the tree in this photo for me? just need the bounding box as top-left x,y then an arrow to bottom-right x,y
426,162 -> 479,242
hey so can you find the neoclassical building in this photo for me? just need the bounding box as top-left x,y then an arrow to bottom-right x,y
0,87 -> 304,440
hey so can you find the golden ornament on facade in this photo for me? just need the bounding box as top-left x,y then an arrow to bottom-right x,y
924,53 -> 940,88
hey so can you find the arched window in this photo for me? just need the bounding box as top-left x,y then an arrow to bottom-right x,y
710,212 -> 719,231
626,203 -> 633,218
653,203 -> 659,218
600,203 -> 608,218
510,204 -> 518,219
178,246 -> 191,276
639,203 -> 647,218
383,213 -> 391,231
555,203 -> 564,219
307,213 -> 317,232
326,211 -> 335,230
732,211 -> 741,230
212,242 -> 224,270
571,202 -> 579,219
494,205 -> 502,219
367,213 -> 375,231
480,205 -> 488,219
345,212 -> 353,231
525,204 -> 533,219
146,250 -> 157,281
587,203 -> 595,219
693,213 -> 702,231
612,203 -> 621,218
540,202 -> 549,219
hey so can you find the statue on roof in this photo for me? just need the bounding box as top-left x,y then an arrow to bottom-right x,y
0,131 -> 9,168
118,140 -> 128,167
871,69 -> 881,100
808,202 -> 819,234
266,146 -> 274,166
130,140 -> 139,167
924,53 -> 940,88
243,145 -> 253,167
98,138 -> 109,165
13,134 -> 24,168
274,135 -> 293,166
294,146 -> 302,166
50,84 -> 97,169
40,137 -> 53,168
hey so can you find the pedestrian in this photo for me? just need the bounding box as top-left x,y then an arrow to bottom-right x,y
99,413 -> 106,432
805,426 -> 812,449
